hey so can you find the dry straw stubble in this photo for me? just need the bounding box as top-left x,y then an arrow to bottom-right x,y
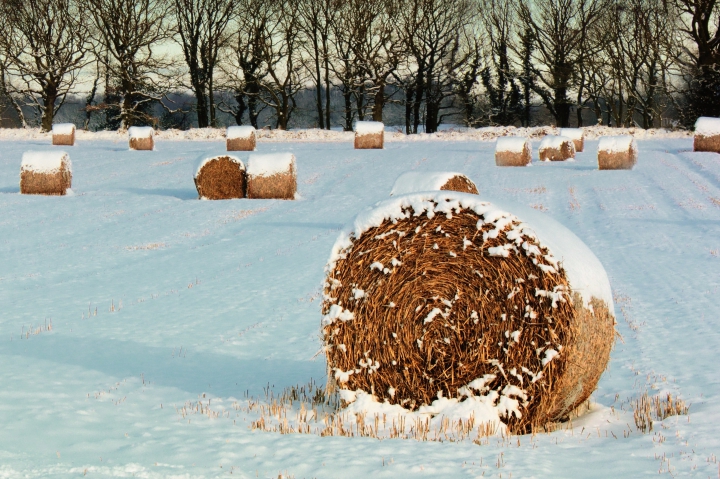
194,155 -> 246,200
322,195 -> 614,433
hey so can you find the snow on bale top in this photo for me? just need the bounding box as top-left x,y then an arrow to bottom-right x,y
195,153 -> 245,179
694,117 -> 720,137
246,152 -> 295,177
322,191 -> 615,432
558,128 -> 583,140
495,136 -> 529,153
227,125 -> 256,139
355,121 -> 384,135
21,150 -> 72,174
539,135 -> 573,150
598,135 -> 637,153
390,171 -> 477,196
128,126 -> 154,139
52,123 -> 75,135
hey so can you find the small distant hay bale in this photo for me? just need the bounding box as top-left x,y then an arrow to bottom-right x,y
693,117 -> 720,152
52,123 -> 75,146
354,121 -> 384,149
597,135 -> 637,170
246,153 -> 296,200
20,150 -> 72,196
495,137 -> 531,166
558,128 -> 584,152
227,125 -> 256,151
128,126 -> 154,151
194,155 -> 246,200
390,171 -> 478,196
322,192 -> 615,433
538,135 -> 576,161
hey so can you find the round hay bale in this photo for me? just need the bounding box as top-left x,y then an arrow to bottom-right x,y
597,135 -> 637,170
390,171 -> 478,196
20,150 -> 72,196
495,137 -> 531,167
52,123 -> 75,146
693,117 -> 720,153
354,121 -> 384,149
128,126 -> 154,151
246,153 -> 296,200
194,155 -> 246,200
322,192 -> 615,433
538,135 -> 576,161
227,125 -> 256,151
558,128 -> 584,152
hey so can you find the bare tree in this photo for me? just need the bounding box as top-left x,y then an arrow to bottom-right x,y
85,0 -> 175,129
173,0 -> 235,128
671,0 -> 720,122
298,0 -> 337,129
0,0 -> 90,131
517,0 -> 607,127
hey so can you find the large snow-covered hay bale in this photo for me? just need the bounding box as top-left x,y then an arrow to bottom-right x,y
539,135 -> 576,161
390,171 -> 478,196
226,125 -> 256,151
558,128 -> 584,152
693,117 -> 720,153
52,123 -> 75,146
194,154 -> 246,200
597,135 -> 637,170
495,137 -> 531,166
322,192 -> 615,433
128,126 -> 154,151
354,121 -> 384,149
246,152 -> 296,200
20,151 -> 72,196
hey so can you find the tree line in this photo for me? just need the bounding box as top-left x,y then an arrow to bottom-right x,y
0,0 -> 718,132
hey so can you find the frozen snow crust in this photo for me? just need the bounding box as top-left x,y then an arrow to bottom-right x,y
246,152 -> 295,177
52,123 -> 75,135
226,125 -> 255,139
694,117 -> 720,136
539,135 -> 574,150
21,150 -> 71,173
355,121 -> 384,134
495,136 -> 529,153
598,135 -> 637,153
127,126 -> 153,139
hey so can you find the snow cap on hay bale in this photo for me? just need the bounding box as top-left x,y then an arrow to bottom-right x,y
539,135 -> 576,161
128,126 -> 154,151
390,171 -> 478,196
495,137 -> 531,166
354,121 -> 384,149
20,150 -> 72,196
226,125 -> 256,151
693,117 -> 720,153
558,128 -> 584,152
246,152 -> 296,200
52,123 -> 75,146
194,154 -> 246,200
597,135 -> 637,170
322,192 -> 615,433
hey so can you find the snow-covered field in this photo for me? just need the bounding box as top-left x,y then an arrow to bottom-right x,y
0,128 -> 718,478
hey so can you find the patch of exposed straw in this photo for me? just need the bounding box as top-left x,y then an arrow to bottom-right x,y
572,138 -> 584,153
539,140 -> 575,161
322,204 -> 614,433
495,149 -> 531,167
20,165 -> 72,196
247,167 -> 297,200
129,137 -> 154,151
194,156 -> 246,200
440,175 -> 478,194
354,132 -> 384,149
52,132 -> 75,146
693,134 -> 720,153
598,149 -> 637,170
227,136 -> 256,151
